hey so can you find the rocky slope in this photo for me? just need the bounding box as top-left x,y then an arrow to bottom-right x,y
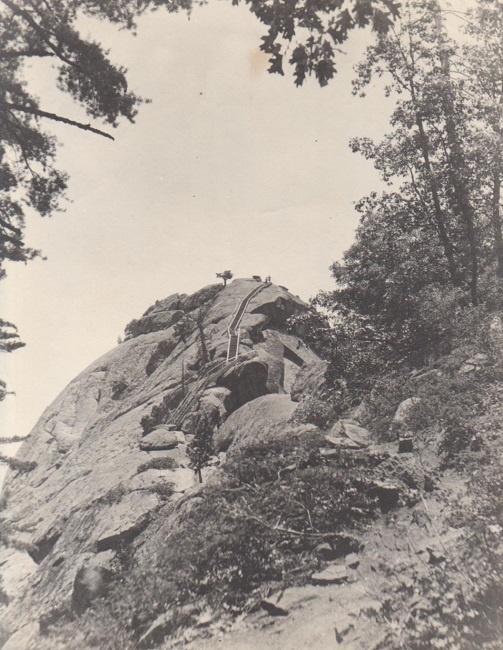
0,279 -> 323,648
2,281 -> 503,650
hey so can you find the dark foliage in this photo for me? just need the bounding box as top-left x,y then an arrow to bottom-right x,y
137,457 -> 178,473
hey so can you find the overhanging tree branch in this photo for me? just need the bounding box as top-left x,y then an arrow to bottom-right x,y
0,102 -> 115,140
0,49 -> 54,58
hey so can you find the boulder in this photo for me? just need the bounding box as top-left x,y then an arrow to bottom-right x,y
260,600 -> 289,616
256,348 -> 285,394
315,542 -> 337,561
126,309 -> 185,339
323,435 -> 361,451
330,420 -> 372,447
247,287 -> 307,329
216,358 -> 269,409
349,399 -> 370,424
142,293 -> 182,315
0,549 -> 37,600
139,427 -> 179,451
345,553 -> 360,569
377,455 -> 433,491
320,448 -> 342,458
214,394 -> 297,452
311,564 -> 349,585
371,481 -> 400,512
398,436 -> 414,453
178,283 -> 223,311
199,386 -> 234,427
391,398 -> 420,428
334,613 -> 355,643
460,353 -> 489,373
129,469 -> 175,492
389,397 -> 420,440
29,522 -> 63,564
171,467 -> 195,493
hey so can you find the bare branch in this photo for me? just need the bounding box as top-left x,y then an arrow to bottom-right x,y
0,49 -> 53,59
0,102 -> 115,140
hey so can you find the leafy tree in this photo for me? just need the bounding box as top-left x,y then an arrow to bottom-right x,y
347,0 -> 503,309
349,1 -> 481,299
322,192 -> 453,337
216,270 -> 233,286
312,0 -> 503,381
462,0 -> 503,279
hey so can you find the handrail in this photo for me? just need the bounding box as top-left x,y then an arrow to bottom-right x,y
170,282 -> 271,426
226,282 -> 268,362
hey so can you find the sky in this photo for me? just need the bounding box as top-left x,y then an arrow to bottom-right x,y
1,1 -> 394,442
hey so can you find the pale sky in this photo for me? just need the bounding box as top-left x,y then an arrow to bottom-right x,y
1,1 -> 393,440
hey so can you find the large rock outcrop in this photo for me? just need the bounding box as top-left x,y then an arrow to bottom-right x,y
0,279 -> 322,648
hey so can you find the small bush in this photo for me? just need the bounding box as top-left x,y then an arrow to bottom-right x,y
406,373 -> 486,464
137,457 -> 178,473
100,484 -> 127,505
149,481 -> 175,500
0,454 -> 37,473
292,396 -> 340,429
111,379 -> 128,400
124,318 -> 140,340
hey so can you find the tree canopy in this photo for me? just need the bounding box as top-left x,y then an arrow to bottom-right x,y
314,0 -> 503,377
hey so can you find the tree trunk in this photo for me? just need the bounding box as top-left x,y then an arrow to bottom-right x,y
492,168 -> 503,277
403,20 -> 460,286
415,113 -> 461,286
491,75 -> 503,278
433,4 -> 479,305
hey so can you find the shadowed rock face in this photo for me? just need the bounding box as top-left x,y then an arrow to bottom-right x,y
214,394 -> 299,452
0,279 -> 323,645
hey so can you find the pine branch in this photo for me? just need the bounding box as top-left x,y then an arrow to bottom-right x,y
0,102 -> 115,140
0,49 -> 53,58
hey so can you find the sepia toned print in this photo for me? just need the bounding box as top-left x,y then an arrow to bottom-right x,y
1,1 -> 503,648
